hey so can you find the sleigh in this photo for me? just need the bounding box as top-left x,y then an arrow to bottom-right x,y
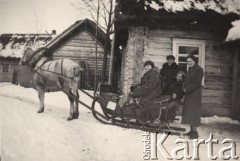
91,83 -> 186,134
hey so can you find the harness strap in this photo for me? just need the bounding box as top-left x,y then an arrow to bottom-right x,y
61,59 -> 64,75
47,61 -> 53,70
34,58 -> 50,72
33,67 -> 74,80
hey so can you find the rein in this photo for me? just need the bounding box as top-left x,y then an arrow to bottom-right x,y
34,64 -> 75,80
21,47 -> 76,80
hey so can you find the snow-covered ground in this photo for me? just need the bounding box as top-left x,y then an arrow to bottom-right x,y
1,83 -> 240,161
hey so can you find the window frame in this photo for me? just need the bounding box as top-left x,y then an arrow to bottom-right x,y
2,64 -> 9,73
172,38 -> 205,85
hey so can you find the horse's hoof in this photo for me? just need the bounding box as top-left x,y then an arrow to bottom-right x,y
37,109 -> 44,113
73,113 -> 79,119
67,116 -> 73,121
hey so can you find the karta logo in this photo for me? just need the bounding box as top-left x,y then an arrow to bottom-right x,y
142,132 -> 239,160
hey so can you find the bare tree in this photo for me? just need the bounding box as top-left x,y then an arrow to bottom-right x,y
94,0 -> 100,96
73,0 -> 115,83
26,9 -> 46,34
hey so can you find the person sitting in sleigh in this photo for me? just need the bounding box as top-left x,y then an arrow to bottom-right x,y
116,60 -> 164,110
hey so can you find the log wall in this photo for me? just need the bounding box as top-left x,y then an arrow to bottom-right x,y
120,27 -> 235,117
53,30 -> 110,76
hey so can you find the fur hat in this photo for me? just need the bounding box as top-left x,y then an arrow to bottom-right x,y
143,60 -> 154,68
166,55 -> 175,60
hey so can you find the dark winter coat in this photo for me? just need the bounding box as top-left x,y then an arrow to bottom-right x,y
181,64 -> 204,126
164,79 -> 184,100
131,69 -> 163,104
160,62 -> 180,88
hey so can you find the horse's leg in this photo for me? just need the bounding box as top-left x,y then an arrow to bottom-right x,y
62,86 -> 75,121
70,78 -> 80,119
73,88 -> 79,119
67,91 -> 75,121
36,86 -> 45,113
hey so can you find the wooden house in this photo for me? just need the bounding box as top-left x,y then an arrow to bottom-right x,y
45,18 -> 111,89
115,0 -> 240,118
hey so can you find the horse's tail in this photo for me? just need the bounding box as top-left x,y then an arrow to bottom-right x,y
72,66 -> 84,77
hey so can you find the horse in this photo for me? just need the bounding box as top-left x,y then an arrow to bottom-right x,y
20,47 -> 83,121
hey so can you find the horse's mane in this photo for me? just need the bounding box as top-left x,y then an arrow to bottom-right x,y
25,47 -> 49,57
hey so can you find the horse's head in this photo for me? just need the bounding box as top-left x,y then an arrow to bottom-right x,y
20,47 -> 46,67
20,47 -> 33,66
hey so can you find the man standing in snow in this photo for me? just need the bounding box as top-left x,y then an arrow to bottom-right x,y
160,55 -> 180,91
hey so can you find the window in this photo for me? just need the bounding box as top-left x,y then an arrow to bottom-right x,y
173,38 -> 205,84
2,64 -> 9,73
173,38 -> 205,71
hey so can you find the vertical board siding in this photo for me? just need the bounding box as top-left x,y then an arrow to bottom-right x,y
121,27 -> 234,116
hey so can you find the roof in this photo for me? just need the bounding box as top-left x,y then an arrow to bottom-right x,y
115,0 -> 240,47
0,34 -> 55,58
46,18 -> 109,53
116,0 -> 240,29
144,0 -> 240,15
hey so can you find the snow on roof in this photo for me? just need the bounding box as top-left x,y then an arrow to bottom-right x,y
145,0 -> 240,15
0,42 -> 25,58
225,19 -> 240,42
0,34 -> 55,58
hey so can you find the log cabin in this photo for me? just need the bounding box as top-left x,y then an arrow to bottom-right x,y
115,0 -> 240,119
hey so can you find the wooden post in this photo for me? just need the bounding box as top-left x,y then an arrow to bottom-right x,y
108,32 -> 115,85
231,47 -> 239,119
94,0 -> 100,96
108,0 -> 116,85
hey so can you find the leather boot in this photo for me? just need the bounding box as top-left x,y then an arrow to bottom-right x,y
188,131 -> 199,139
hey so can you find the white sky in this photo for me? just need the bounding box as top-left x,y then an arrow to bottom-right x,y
0,0 -> 92,34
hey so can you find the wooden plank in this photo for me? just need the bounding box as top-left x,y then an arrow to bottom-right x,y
74,37 -> 95,41
67,41 -> 102,49
146,36 -> 171,43
202,97 -> 231,105
75,31 -> 93,39
231,48 -> 239,118
206,51 -> 233,59
204,82 -> 232,90
206,44 -> 231,52
205,57 -> 233,66
70,39 -> 96,44
59,46 -> 104,53
144,48 -> 172,56
147,29 -> 222,40
202,104 -> 230,117
146,41 -> 172,49
202,89 -> 232,98
205,74 -> 232,83
205,65 -> 233,75
54,51 -> 105,58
